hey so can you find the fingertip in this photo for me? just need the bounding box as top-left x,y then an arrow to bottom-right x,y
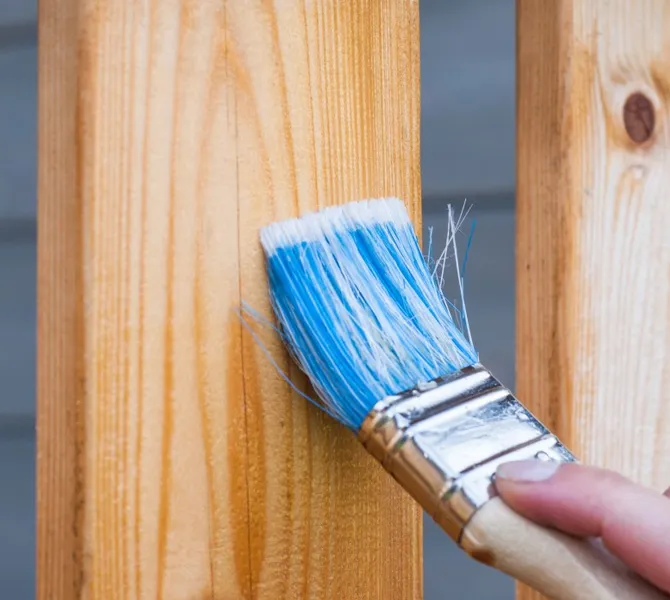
493,461 -> 633,536
493,459 -> 570,529
495,458 -> 561,483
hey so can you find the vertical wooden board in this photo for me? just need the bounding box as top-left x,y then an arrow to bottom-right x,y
229,2 -> 422,598
39,2 -> 251,598
517,0 -> 670,598
36,2 -> 84,597
37,1 -> 422,599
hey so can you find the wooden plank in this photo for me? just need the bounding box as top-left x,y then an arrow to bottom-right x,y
516,1 -> 670,598
36,1 -> 422,599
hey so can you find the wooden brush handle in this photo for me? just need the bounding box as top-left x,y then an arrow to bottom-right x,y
459,497 -> 669,600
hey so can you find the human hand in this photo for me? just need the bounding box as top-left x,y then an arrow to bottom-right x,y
494,460 -> 670,594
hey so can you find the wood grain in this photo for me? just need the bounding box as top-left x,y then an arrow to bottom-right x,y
37,1 -> 422,598
517,1 -> 670,598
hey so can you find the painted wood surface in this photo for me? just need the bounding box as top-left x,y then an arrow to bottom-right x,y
36,1 -> 422,598
517,0 -> 670,598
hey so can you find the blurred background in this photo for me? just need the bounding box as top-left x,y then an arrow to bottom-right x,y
421,1 -> 515,598
0,0 -> 515,597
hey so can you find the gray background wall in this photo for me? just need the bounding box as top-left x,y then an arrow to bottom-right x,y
0,1 -> 516,597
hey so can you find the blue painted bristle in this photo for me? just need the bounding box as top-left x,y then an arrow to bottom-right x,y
260,198 -> 479,432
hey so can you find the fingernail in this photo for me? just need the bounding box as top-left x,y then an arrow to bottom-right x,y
496,459 -> 561,483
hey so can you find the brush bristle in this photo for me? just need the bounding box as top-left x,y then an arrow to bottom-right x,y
260,197 -> 478,431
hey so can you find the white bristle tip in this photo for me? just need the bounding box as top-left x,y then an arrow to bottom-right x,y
260,197 -> 411,255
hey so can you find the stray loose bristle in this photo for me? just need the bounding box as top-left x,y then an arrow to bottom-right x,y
260,197 -> 478,431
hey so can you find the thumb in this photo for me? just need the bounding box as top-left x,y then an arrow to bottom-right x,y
494,460 -> 670,594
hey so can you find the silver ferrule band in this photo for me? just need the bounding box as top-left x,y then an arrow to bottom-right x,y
358,364 -> 577,544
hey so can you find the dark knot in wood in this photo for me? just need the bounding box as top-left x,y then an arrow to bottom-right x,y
623,93 -> 655,143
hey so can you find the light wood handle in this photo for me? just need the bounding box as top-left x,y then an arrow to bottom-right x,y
459,497 -> 669,600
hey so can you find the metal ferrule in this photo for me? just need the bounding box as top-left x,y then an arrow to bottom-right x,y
358,363 -> 577,544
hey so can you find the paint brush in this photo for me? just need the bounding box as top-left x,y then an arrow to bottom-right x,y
254,197 -> 666,600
